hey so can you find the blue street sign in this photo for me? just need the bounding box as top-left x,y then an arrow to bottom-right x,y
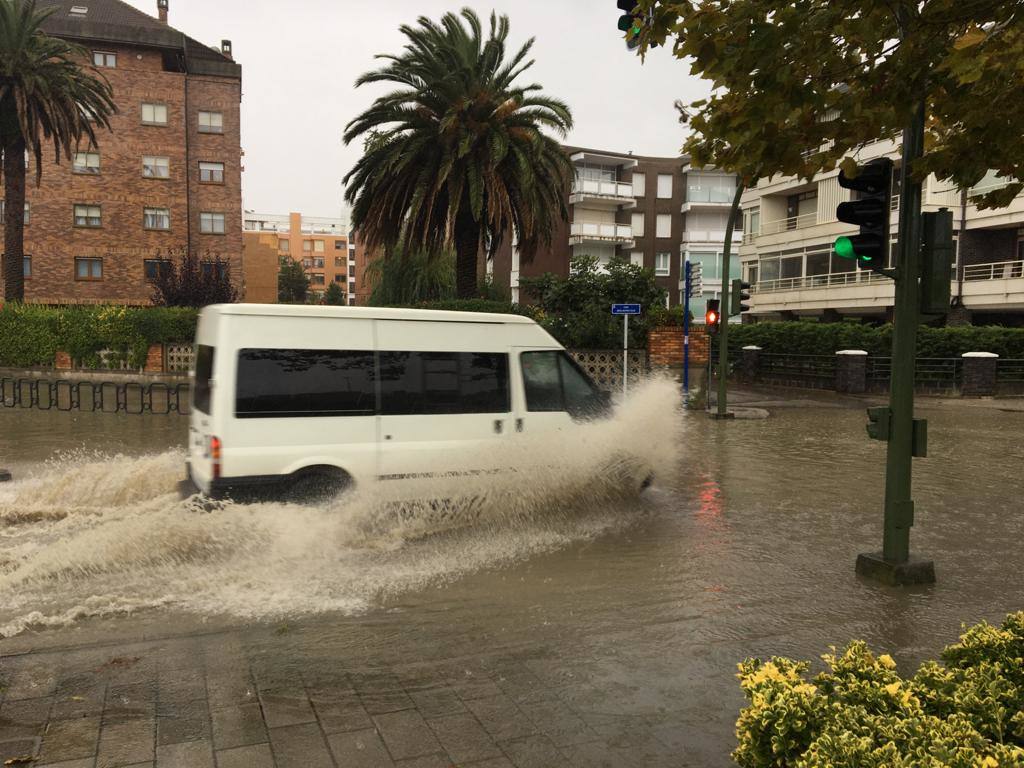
611,303 -> 641,316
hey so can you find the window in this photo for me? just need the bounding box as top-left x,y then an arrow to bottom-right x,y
142,155 -> 169,179
279,239 -> 289,252
0,201 -> 30,225
143,207 -> 170,230
144,258 -> 171,281
198,111 -> 223,134
744,206 -> 761,238
302,240 -> 312,252
334,274 -> 345,282
655,252 -> 671,276
199,161 -> 224,183
194,345 -> 214,415
656,213 -> 672,238
631,212 -> 645,238
521,351 -> 604,419
311,274 -> 325,286
75,257 -> 102,280
690,251 -> 719,280
73,151 -> 100,174
380,352 -> 510,415
314,240 -> 325,253
200,212 -> 225,234
335,241 -> 345,250
630,251 -> 644,267
302,258 -> 312,268
349,264 -> 355,277
334,256 -> 345,267
313,258 -> 324,268
23,256 -> 31,278
201,261 -> 229,279
74,204 -> 101,227
633,172 -> 646,197
688,172 -> 736,204
235,349 -> 376,418
657,173 -> 673,199
92,51 -> 116,68
69,5 -> 88,16
141,103 -> 168,126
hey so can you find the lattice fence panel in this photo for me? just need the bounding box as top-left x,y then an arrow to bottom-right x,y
568,349 -> 647,391
165,344 -> 195,373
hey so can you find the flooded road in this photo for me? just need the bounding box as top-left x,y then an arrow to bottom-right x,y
1,387 -> 1022,765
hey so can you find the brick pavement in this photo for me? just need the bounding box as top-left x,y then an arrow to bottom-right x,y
0,632 -> 681,768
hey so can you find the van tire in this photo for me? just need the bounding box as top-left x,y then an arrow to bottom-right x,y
287,468 -> 352,504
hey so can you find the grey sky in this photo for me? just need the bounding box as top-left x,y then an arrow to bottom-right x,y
122,0 -> 708,220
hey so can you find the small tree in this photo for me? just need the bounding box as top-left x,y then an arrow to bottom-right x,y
323,281 -> 346,305
278,257 -> 309,303
151,248 -> 238,307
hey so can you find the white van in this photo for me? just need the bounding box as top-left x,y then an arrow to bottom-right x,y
183,304 -> 614,501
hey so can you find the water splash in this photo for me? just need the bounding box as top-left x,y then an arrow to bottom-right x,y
0,378 -> 682,638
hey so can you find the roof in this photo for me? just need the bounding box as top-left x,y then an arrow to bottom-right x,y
37,0 -> 241,79
208,304 -> 538,325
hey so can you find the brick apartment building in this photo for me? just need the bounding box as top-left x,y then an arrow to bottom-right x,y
490,146 -> 740,317
242,212 -> 354,303
0,0 -> 242,304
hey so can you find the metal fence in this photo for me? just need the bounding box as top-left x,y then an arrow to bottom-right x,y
568,349 -> 647,391
757,353 -> 836,387
0,377 -> 191,415
867,357 -> 961,393
997,359 -> 1024,394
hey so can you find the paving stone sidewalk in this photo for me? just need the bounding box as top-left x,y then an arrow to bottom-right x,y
0,632 -> 683,768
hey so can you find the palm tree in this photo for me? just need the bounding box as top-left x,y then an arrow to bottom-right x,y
343,8 -> 573,299
0,0 -> 115,301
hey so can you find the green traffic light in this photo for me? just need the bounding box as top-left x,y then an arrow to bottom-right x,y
835,236 -> 856,260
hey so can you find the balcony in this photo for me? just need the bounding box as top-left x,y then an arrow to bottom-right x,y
964,259 -> 1024,281
681,186 -> 737,213
962,259 -> 1024,310
750,269 -> 896,315
754,270 -> 889,294
759,212 -> 818,235
569,222 -> 634,247
570,179 -> 635,209
681,229 -> 744,244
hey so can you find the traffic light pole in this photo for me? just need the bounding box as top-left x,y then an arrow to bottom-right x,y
715,184 -> 745,419
856,101 -> 935,585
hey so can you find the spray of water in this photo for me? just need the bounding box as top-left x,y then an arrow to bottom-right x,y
0,377 -> 682,638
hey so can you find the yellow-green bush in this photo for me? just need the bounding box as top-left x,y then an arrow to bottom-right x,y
734,612 -> 1024,767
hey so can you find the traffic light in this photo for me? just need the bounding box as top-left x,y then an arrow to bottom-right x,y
730,279 -> 751,315
835,157 -> 894,275
920,209 -> 953,315
616,0 -> 642,49
705,298 -> 721,331
689,261 -> 703,298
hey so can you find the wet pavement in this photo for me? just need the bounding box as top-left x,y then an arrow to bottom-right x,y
1,386 -> 1023,767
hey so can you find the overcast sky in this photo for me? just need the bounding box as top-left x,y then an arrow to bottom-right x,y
122,0 -> 708,220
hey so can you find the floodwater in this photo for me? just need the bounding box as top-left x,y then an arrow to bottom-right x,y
1,385 -> 1022,764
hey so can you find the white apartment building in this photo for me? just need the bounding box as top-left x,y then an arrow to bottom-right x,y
739,137 -> 1024,323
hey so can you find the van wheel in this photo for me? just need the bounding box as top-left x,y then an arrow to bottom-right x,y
287,469 -> 352,504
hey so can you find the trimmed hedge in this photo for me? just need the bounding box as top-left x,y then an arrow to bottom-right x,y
734,611 -> 1024,766
0,304 -> 197,369
726,321 -> 1024,358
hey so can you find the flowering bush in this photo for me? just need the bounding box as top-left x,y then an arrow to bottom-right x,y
734,612 -> 1024,767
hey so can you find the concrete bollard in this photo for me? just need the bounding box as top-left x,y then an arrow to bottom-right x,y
740,346 -> 761,382
961,352 -> 998,396
835,350 -> 868,394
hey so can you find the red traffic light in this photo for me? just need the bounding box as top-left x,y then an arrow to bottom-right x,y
705,309 -> 719,326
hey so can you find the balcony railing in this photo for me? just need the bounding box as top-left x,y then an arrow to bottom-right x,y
571,179 -> 633,200
681,229 -> 744,243
569,222 -> 633,244
686,187 -> 737,204
964,260 -> 1024,281
753,270 -> 890,293
760,212 -> 818,235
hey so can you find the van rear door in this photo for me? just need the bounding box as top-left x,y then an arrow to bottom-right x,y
188,343 -> 217,492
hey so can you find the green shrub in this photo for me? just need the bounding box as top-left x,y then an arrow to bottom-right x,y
415,298 -> 533,316
734,611 -> 1024,767
723,321 -> 1024,359
0,304 -> 197,369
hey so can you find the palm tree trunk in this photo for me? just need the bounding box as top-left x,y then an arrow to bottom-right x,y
3,137 -> 27,303
454,208 -> 481,299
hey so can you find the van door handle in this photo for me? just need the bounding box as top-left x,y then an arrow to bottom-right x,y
493,420 -> 503,435
515,418 -> 524,433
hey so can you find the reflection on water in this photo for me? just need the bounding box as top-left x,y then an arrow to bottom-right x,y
1,393 -> 1023,764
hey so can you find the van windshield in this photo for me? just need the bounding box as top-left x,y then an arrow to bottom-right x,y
194,345 -> 214,414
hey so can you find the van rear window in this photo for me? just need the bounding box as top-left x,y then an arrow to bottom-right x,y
380,352 -> 509,415
193,344 -> 214,414
236,349 -> 375,418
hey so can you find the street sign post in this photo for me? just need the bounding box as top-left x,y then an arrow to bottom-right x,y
683,261 -> 692,398
611,304 -> 641,398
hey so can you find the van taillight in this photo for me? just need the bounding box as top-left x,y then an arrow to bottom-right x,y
210,436 -> 222,480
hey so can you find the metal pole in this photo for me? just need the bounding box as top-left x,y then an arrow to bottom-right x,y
683,259 -> 691,398
623,314 -> 629,399
716,184 -> 746,418
882,101 -> 925,564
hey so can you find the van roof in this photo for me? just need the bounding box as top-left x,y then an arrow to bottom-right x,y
206,304 -> 536,325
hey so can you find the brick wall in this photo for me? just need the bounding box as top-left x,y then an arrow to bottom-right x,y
959,229 -> 1016,268
649,325 -> 710,366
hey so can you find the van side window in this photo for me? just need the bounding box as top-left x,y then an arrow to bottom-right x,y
521,351 -> 605,417
194,344 -> 214,414
380,352 -> 509,415
235,349 -> 375,418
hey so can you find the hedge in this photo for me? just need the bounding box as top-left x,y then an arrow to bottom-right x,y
734,611 -> 1024,766
726,321 -> 1024,359
0,304 -> 197,369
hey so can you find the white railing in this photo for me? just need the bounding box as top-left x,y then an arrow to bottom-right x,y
964,260 -> 1024,281
571,180 -> 633,199
686,186 -> 737,204
753,270 -> 890,293
681,229 -> 744,243
569,222 -> 633,242
760,212 -> 818,235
